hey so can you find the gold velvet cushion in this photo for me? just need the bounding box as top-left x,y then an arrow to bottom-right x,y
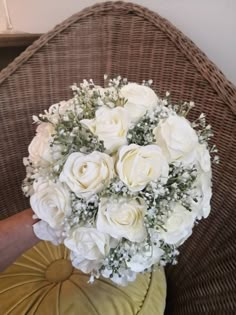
0,241 -> 166,315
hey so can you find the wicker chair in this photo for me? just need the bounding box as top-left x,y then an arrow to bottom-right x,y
0,2 -> 235,314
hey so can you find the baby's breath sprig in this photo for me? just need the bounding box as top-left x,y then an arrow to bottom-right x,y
21,163 -> 35,197
140,163 -> 198,230
191,113 -> 219,163
167,163 -> 197,192
52,119 -> 105,168
191,113 -> 214,145
100,239 -> 131,279
70,79 -> 101,119
156,91 -> 195,117
99,177 -> 137,199
197,124 -> 214,144
176,101 -> 195,117
142,79 -> 154,87
127,109 -> 161,146
159,241 -> 179,265
71,75 -> 128,111
104,74 -> 128,89
209,144 -> 220,164
63,193 -> 99,232
103,75 -> 128,107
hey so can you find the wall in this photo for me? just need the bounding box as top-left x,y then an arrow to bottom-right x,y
1,0 -> 236,85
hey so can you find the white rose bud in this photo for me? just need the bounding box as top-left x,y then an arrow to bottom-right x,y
81,106 -> 130,153
28,122 -> 55,165
153,115 -> 198,163
117,144 -> 169,191
120,83 -> 159,122
64,227 -> 111,273
30,182 -> 71,228
96,197 -> 147,242
60,151 -> 114,199
159,203 -> 195,246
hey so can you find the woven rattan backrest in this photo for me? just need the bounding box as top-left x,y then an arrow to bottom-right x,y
0,2 -> 235,313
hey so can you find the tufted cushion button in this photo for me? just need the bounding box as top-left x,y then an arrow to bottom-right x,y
0,241 -> 166,315
45,259 -> 73,283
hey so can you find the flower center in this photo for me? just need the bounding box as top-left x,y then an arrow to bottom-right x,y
79,164 -> 88,175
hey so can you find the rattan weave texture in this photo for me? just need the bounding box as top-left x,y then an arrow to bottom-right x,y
0,2 -> 235,314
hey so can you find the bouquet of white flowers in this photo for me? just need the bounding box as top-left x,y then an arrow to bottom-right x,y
22,76 -> 218,286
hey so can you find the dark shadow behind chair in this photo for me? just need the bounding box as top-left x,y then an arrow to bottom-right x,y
0,2 -> 235,314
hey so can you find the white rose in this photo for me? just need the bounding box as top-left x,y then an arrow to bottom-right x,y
96,197 -> 147,242
64,227 -> 111,273
33,177 -> 51,192
160,203 -> 195,246
30,182 -> 71,228
195,143 -> 211,173
190,171 -> 212,219
28,122 -> 55,165
81,106 -> 130,153
127,229 -> 164,272
120,83 -> 159,122
33,220 -> 63,245
60,151 -> 114,199
117,144 -> 169,191
186,143 -> 212,219
153,115 -> 198,163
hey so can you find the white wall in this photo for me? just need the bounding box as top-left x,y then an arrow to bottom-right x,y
1,0 -> 236,85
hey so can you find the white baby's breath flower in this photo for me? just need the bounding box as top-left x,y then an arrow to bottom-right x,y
102,268 -> 137,286
153,115 -> 199,163
120,83 -> 159,122
96,197 -> 147,242
93,85 -> 106,98
49,100 -> 71,116
48,99 -> 82,123
60,151 -> 114,199
117,144 -> 169,191
81,106 -> 130,153
159,203 -> 195,246
32,115 -> 40,123
64,227 -> 111,273
30,182 -> 71,228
